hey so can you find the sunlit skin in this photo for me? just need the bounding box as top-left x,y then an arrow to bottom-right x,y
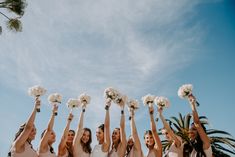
161,129 -> 172,141
81,130 -> 90,144
28,125 -> 37,141
67,131 -> 75,144
48,130 -> 56,145
96,128 -> 104,144
112,129 -> 120,144
144,134 -> 155,148
189,124 -> 198,141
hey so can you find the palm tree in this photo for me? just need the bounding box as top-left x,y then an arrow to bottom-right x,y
0,0 -> 27,34
160,113 -> 235,157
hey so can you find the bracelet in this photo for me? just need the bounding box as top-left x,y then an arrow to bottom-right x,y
129,116 -> 132,120
121,110 -> 124,114
105,105 -> 109,110
82,109 -> 85,112
150,111 -> 154,115
68,118 -> 72,121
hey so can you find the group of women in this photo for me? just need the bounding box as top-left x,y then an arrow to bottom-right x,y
9,94 -> 213,157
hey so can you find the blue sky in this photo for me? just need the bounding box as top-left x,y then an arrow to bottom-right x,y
0,0 -> 235,156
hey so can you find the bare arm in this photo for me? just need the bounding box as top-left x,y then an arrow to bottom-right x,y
102,99 -> 111,152
130,109 -> 142,151
188,95 -> 211,150
158,107 -> 181,147
119,105 -> 127,156
15,98 -> 40,150
73,110 -> 84,148
149,106 -> 162,156
58,113 -> 73,156
39,105 -> 57,152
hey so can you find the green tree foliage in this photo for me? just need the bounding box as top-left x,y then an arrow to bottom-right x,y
160,113 -> 235,157
0,0 -> 27,34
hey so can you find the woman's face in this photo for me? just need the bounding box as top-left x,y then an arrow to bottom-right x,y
127,136 -> 134,147
28,125 -> 37,141
48,130 -> 56,144
81,130 -> 90,144
112,129 -> 120,144
162,129 -> 171,141
67,131 -> 75,143
96,128 -> 104,143
189,124 -> 198,141
144,133 -> 155,148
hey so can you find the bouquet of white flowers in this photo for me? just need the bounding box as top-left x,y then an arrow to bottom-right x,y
114,93 -> 128,109
154,96 -> 170,109
79,93 -> 91,108
142,94 -> 155,107
178,84 -> 193,99
127,99 -> 139,120
28,85 -> 47,112
178,84 -> 199,106
67,98 -> 80,113
104,87 -> 119,101
48,93 -> 62,115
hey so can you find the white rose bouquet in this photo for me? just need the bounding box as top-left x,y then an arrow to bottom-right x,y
28,85 -> 47,112
104,87 -> 119,101
178,84 -> 199,106
178,84 -> 193,99
142,94 -> 155,107
127,99 -> 139,120
114,93 -> 128,109
48,93 -> 62,115
79,93 -> 91,109
67,98 -> 80,113
154,96 -> 170,109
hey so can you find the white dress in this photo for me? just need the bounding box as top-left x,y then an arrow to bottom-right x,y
11,142 -> 38,157
190,146 -> 212,157
38,146 -> 57,157
147,150 -> 156,157
108,149 -> 118,157
90,144 -> 108,157
164,143 -> 183,157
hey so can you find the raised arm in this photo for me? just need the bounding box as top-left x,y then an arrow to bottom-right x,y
103,99 -> 111,152
149,106 -> 162,156
73,109 -> 85,153
58,113 -> 73,156
119,104 -> 127,156
130,109 -> 142,151
158,107 -> 181,147
15,98 -> 40,149
39,105 -> 57,152
188,95 -> 211,150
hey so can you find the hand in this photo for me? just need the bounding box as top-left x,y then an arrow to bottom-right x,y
157,106 -> 163,115
188,94 -> 196,104
68,113 -> 74,121
148,105 -> 154,114
35,97 -> 41,110
52,104 -> 59,114
105,98 -> 112,107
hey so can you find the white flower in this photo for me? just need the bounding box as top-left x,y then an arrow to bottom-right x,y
178,84 -> 193,99
28,85 -> 47,97
79,93 -> 91,107
115,94 -> 128,107
104,87 -> 119,100
154,96 -> 170,108
127,99 -> 139,110
48,93 -> 62,104
142,94 -> 155,106
67,98 -> 80,109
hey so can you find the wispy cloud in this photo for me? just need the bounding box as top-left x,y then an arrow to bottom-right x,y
0,0 -> 209,154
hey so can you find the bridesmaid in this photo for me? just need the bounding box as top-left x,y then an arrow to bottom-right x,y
9,98 -> 40,157
73,107 -> 92,157
144,106 -> 162,157
108,99 -> 127,157
90,99 -> 111,157
38,105 -> 57,157
125,106 -> 143,157
58,113 -> 74,157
